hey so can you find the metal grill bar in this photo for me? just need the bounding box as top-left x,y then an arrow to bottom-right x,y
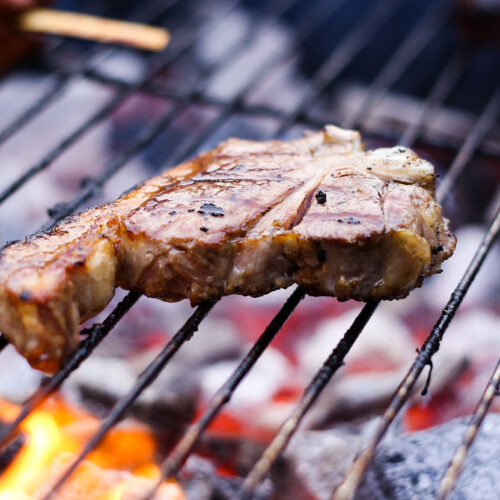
437,87 -> 500,202
343,0 -> 447,129
143,287 -> 306,500
41,301 -> 215,500
239,301 -> 378,499
399,48 -> 469,148
168,0 -> 405,166
273,0 -> 407,137
332,206 -> 500,500
0,0 -> 243,207
436,358 -> 500,500
0,291 -> 140,447
0,0 -> 179,147
235,43 -> 468,498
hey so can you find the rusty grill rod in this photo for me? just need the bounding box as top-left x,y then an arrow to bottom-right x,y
41,300 -> 215,500
237,43 -> 468,498
167,0 -> 405,167
437,358 -> 500,500
0,0 -> 244,207
0,0 -> 178,147
140,287 -> 306,500
332,205 -> 500,500
0,290 -> 140,447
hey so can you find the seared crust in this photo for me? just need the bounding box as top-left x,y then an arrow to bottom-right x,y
0,126 -> 455,371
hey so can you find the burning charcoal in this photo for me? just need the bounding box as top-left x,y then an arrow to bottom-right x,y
357,414 -> 500,500
305,350 -> 468,428
35,454 -> 185,500
293,306 -> 469,428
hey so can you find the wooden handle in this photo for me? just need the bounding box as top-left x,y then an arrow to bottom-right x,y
18,8 -> 170,52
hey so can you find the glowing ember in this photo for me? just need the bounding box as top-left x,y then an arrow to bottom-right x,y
0,397 -> 185,500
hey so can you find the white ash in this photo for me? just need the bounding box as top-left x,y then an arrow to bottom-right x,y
357,414 -> 500,500
298,305 -> 415,377
198,345 -> 293,408
276,416 -> 500,500
0,345 -> 41,403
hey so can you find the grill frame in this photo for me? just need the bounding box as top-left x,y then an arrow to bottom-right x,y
0,0 -> 499,499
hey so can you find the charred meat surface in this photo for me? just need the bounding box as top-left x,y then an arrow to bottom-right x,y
0,125 -> 455,372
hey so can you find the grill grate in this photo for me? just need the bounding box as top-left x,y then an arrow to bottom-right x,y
0,0 -> 499,499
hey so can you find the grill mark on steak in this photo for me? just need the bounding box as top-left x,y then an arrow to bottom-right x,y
286,171 -> 332,231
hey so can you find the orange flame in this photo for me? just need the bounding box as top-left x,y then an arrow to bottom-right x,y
0,397 -> 185,500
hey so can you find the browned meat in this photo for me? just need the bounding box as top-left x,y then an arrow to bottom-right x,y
0,0 -> 50,74
0,125 -> 455,372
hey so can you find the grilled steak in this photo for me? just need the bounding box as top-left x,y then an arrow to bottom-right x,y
0,125 -> 455,372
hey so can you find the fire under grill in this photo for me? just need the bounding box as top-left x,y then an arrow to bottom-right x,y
0,0 -> 499,499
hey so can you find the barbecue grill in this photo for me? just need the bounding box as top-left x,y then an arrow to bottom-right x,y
0,0 -> 499,499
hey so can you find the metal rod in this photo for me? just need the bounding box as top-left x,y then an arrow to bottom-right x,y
0,0 -> 243,206
41,301 -> 215,500
436,358 -> 500,500
436,87 -> 500,203
273,0 -> 407,138
332,206 -> 500,500
0,0 -> 179,148
238,300 -> 379,499
399,48 -> 469,148
142,287 -> 306,500
169,0 -> 405,166
0,291 -> 140,447
343,0 -> 447,130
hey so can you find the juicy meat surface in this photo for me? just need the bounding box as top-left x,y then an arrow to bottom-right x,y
0,126 -> 455,372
